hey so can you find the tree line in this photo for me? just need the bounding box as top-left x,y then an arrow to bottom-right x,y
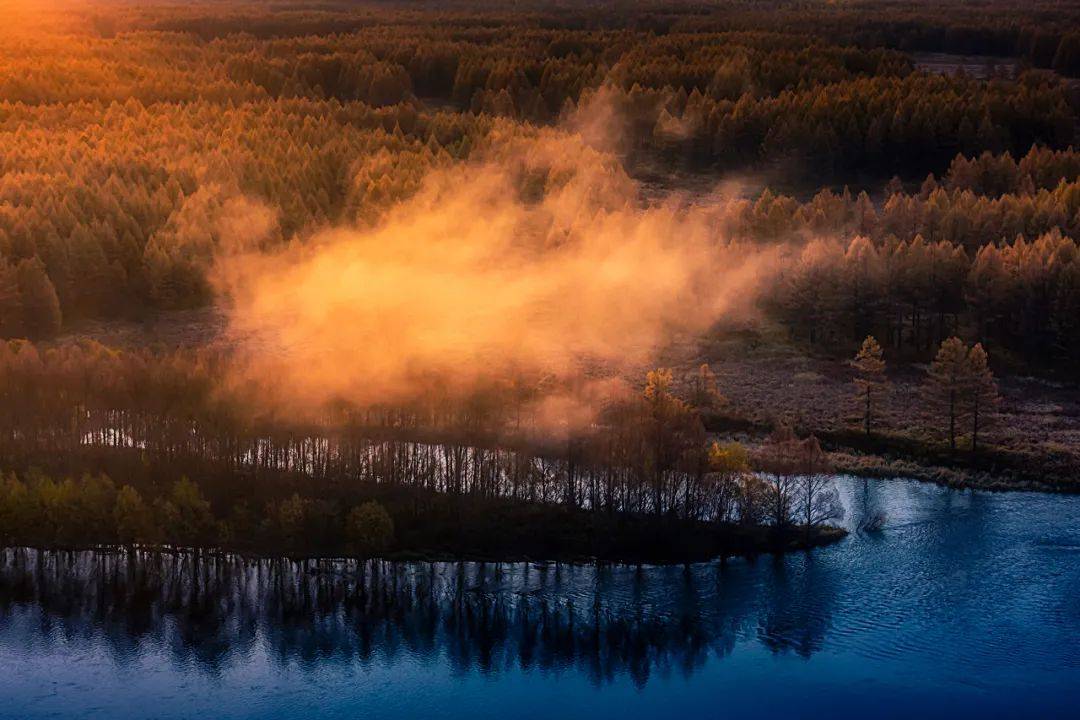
0,471 -> 394,557
0,339 -> 850,549
127,1 -> 1080,79
772,230 -> 1080,369
0,98 -> 486,329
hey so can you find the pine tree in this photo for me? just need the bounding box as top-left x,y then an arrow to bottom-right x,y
852,335 -> 887,436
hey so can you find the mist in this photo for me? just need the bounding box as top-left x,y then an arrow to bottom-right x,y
211,121 -> 778,421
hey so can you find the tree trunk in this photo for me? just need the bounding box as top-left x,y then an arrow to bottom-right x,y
948,389 -> 956,453
864,387 -> 872,436
971,395 -> 980,452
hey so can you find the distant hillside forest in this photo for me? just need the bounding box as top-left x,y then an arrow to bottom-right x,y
2,1 -> 1079,372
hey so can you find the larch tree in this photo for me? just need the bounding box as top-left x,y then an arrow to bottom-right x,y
851,335 -> 887,436
964,343 -> 999,452
926,336 -> 969,453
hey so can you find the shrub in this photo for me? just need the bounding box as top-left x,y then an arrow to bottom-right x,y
345,501 -> 394,557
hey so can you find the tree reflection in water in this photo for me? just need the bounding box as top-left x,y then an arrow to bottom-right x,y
0,547 -> 835,687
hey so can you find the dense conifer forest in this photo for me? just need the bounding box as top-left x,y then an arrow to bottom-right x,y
2,0 -> 1080,560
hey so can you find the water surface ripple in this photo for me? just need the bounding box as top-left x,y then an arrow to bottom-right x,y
1,477 -> 1078,719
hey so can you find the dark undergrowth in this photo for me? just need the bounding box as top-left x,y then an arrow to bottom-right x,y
0,448 -> 846,565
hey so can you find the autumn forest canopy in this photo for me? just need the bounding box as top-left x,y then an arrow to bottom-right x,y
1,0 -> 1080,558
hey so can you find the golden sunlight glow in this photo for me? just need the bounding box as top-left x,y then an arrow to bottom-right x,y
213,119 -> 776,421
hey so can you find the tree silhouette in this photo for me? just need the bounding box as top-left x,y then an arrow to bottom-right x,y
114,485 -> 157,546
796,435 -> 842,537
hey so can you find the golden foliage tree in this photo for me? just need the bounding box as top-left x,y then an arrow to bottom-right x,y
851,335 -> 887,436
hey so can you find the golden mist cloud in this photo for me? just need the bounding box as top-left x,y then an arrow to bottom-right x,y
212,123 -> 777,421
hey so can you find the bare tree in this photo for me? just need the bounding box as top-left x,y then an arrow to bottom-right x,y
707,441 -> 748,523
642,368 -> 699,517
796,435 -> 843,536
758,425 -> 802,529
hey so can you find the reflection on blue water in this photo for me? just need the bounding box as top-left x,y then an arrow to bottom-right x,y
1,477 -> 1078,719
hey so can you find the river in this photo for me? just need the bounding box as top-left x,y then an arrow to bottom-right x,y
0,476 -> 1078,719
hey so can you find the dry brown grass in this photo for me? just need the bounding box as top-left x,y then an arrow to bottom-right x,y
680,321 -> 1080,490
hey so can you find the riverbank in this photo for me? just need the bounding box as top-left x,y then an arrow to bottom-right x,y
677,328 -> 1080,494
0,528 -> 848,567
705,413 -> 1080,495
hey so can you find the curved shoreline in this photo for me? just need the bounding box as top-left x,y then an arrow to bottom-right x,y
0,515 -> 846,569
0,525 -> 849,568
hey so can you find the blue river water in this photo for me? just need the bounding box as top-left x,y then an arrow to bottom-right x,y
0,476 -> 1078,719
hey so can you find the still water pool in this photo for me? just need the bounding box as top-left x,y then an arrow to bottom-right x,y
1,476 -> 1078,719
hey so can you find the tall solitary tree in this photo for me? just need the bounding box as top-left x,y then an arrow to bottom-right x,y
926,337 -> 969,453
851,335 -> 887,436
964,343 -> 999,452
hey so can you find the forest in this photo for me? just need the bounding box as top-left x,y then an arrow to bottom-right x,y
1,0 -> 1080,560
